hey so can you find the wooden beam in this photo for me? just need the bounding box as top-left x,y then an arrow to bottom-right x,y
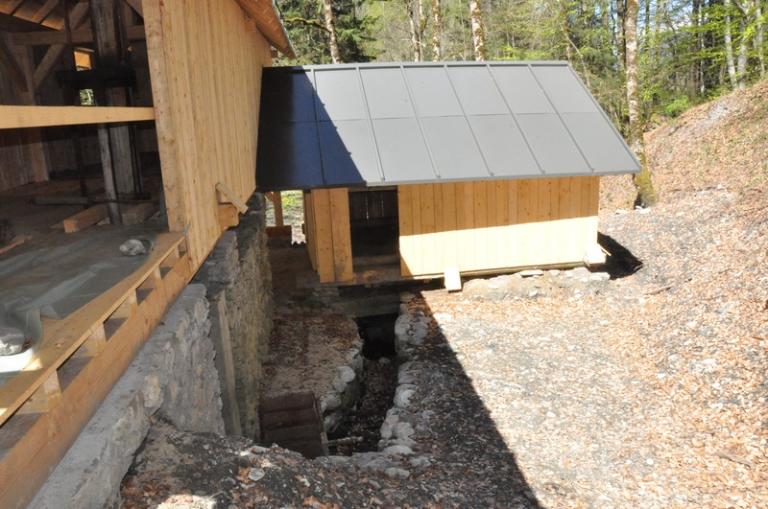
32,2 -> 90,89
216,182 -> 248,214
62,204 -> 109,232
329,188 -> 354,282
0,105 -> 155,129
0,0 -> 27,16
12,25 -> 145,46
29,0 -> 59,24
124,0 -> 142,17
217,204 -> 240,232
0,34 -> 27,92
121,201 -> 157,225
234,0 -> 295,58
0,12 -> 47,32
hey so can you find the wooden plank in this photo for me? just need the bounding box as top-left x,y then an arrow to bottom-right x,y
209,290 -> 242,436
0,233 -> 185,427
303,192 -> 317,270
122,202 -> 159,225
397,185 -> 413,276
217,203 -> 240,232
125,0 -> 143,17
62,204 -> 109,233
16,371 -> 61,416
443,267 -> 461,291
28,0 -> 59,24
216,182 -> 248,214
312,190 -> 335,283
145,0 -> 270,267
329,188 -> 353,282
0,106 -> 155,129
12,25 -> 146,45
0,247 -> 191,509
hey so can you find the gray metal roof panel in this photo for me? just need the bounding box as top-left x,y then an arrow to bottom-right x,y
256,61 -> 640,191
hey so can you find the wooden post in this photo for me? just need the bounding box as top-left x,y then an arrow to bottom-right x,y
89,0 -> 137,198
97,125 -> 122,225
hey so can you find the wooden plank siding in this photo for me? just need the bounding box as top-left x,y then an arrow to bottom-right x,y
307,188 -> 354,283
144,0 -> 272,267
398,176 -> 601,276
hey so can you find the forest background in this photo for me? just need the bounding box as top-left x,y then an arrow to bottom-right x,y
274,0 -> 767,204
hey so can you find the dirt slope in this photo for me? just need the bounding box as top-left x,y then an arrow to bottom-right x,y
601,79 -> 768,209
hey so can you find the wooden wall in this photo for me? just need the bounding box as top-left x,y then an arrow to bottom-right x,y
304,188 -> 354,283
398,176 -> 600,276
144,0 -> 272,267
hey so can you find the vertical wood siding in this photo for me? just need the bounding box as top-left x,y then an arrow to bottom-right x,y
144,0 -> 271,267
398,176 -> 600,276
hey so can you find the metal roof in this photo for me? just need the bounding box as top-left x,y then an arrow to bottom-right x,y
256,61 -> 640,191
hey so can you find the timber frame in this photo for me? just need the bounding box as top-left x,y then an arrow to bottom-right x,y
0,1 -> 293,507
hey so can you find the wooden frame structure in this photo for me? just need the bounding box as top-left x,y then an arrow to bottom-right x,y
303,176 -> 602,285
0,1 -> 293,506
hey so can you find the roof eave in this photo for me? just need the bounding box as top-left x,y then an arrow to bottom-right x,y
236,0 -> 296,59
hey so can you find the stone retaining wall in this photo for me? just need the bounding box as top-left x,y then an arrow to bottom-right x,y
29,285 -> 224,509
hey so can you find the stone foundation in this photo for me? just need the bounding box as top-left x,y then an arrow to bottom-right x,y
29,285 -> 224,509
195,194 -> 274,438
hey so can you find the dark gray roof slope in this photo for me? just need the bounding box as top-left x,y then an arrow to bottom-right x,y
256,61 -> 639,191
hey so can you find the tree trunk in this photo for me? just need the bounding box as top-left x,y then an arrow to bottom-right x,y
724,0 -> 739,89
431,0 -> 442,60
625,0 -> 657,206
469,0 -> 487,61
736,16 -> 748,87
757,0 -> 766,77
405,0 -> 422,61
322,0 -> 341,63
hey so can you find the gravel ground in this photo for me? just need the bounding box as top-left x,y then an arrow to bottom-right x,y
122,186 -> 767,508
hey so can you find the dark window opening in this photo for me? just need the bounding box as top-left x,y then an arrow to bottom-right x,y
349,189 -> 399,260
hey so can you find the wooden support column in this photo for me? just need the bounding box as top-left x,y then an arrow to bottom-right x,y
90,0 -> 137,198
0,32 -> 49,183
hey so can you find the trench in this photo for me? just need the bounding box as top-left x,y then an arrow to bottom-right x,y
327,312 -> 399,456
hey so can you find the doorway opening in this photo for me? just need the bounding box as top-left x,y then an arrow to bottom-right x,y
349,188 -> 399,266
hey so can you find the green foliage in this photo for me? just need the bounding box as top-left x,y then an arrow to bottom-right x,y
663,95 -> 692,117
276,0 -> 768,129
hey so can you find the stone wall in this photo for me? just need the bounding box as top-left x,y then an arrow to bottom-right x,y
29,284 -> 225,509
194,194 -> 274,438
30,194 -> 275,508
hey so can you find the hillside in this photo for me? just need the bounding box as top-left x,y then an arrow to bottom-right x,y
602,79 -> 768,210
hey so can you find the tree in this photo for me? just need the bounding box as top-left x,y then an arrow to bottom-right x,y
432,0 -> 443,60
625,0 -> 658,206
322,0 -> 342,63
469,0 -> 487,60
405,0 -> 423,60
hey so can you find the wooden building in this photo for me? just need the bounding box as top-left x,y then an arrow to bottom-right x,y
0,1 -> 292,507
256,63 -> 640,285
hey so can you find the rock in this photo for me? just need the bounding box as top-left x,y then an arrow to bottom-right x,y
336,365 -> 356,384
380,414 -> 399,440
383,444 -> 414,456
568,266 -> 590,278
324,412 -> 342,432
332,375 -> 347,393
518,269 -> 544,277
320,392 -> 342,412
394,314 -> 429,351
547,269 -> 561,276
0,326 -> 26,356
394,421 -> 415,439
394,385 -> 416,408
399,291 -> 416,303
119,238 -> 152,256
410,456 -> 431,467
247,468 -> 265,482
589,272 -> 611,282
378,357 -> 390,365
385,467 -> 411,479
